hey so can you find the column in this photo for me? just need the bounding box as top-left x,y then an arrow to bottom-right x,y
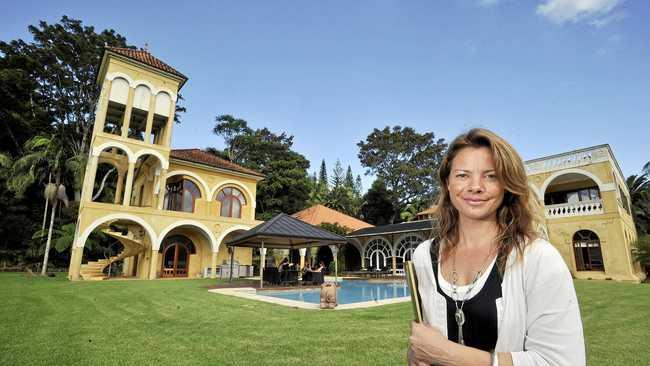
210,251 -> 218,279
122,162 -> 135,206
148,250 -> 159,279
121,87 -> 135,138
157,168 -> 167,210
93,79 -> 112,136
123,257 -> 131,276
163,101 -> 175,147
143,93 -> 156,143
68,246 -> 84,281
392,256 -> 397,275
114,168 -> 125,204
299,248 -> 307,270
82,155 -> 99,203
259,246 -> 266,289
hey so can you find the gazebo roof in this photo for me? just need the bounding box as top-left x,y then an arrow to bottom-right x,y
226,213 -> 348,249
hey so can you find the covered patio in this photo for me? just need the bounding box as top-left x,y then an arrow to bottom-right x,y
226,213 -> 348,288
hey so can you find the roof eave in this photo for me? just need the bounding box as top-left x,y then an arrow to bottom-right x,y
169,157 -> 266,181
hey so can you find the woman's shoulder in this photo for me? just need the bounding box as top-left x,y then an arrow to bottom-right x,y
523,237 -> 564,262
520,236 -> 572,280
412,238 -> 434,263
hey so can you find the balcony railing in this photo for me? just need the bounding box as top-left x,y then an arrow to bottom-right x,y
525,146 -> 609,175
545,200 -> 604,218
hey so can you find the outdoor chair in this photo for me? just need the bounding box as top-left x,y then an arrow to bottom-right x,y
263,267 -> 280,285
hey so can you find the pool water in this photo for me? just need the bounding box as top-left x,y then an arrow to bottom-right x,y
260,280 -> 410,305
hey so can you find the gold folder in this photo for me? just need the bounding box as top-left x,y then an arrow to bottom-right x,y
405,260 -> 423,323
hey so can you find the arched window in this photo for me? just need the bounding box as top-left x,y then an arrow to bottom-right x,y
160,235 -> 196,278
395,235 -> 423,267
217,187 -> 247,218
164,178 -> 201,212
363,238 -> 392,270
572,230 -> 605,271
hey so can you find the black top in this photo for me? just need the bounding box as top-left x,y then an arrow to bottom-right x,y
430,243 -> 502,352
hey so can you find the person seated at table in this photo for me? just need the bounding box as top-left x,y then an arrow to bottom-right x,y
312,261 -> 325,273
278,257 -> 289,272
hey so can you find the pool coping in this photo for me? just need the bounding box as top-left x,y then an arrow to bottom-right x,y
208,287 -> 410,310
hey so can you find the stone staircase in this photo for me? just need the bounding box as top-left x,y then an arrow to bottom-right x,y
79,226 -> 147,280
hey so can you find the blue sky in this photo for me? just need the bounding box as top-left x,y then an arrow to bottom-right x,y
2,0 -> 648,191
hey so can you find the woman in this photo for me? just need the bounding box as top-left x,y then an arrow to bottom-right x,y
408,128 -> 585,366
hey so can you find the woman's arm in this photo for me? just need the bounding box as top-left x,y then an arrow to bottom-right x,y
409,321 -> 514,366
510,242 -> 586,366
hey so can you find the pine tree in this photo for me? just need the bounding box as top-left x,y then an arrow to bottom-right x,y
345,166 -> 355,190
331,159 -> 344,188
319,160 -> 328,188
354,175 -> 363,196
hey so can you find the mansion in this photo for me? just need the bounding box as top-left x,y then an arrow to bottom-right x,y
69,47 -> 643,283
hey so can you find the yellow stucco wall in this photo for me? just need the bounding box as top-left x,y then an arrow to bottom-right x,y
527,157 -> 642,282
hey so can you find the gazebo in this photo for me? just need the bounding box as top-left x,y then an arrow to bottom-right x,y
226,213 -> 348,288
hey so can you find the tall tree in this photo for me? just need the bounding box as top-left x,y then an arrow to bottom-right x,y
354,175 -> 363,197
212,114 -> 253,162
211,117 -> 311,219
345,166 -> 355,191
331,159 -> 344,188
358,125 -> 446,223
627,173 -> 650,235
360,178 -> 395,226
318,160 -> 328,189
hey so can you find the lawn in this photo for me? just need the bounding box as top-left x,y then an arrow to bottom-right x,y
0,273 -> 648,365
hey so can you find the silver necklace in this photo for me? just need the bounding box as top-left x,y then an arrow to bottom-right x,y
449,245 -> 496,345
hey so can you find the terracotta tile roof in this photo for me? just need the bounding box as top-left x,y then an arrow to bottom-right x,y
170,149 -> 264,178
292,204 -> 374,232
105,46 -> 188,83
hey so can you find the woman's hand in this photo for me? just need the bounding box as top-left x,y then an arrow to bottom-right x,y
408,321 -> 452,365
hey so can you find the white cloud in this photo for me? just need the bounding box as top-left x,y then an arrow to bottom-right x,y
536,0 -> 621,25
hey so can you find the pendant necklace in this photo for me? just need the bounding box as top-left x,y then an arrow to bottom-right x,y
449,244 -> 496,345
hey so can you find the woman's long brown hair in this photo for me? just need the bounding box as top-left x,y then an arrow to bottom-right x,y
433,128 -> 540,264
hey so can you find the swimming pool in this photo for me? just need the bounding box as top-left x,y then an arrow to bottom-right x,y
260,280 -> 410,305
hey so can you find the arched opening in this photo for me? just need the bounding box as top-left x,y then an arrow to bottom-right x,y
544,173 -> 603,218
395,234 -> 423,270
157,223 -> 217,279
159,235 -> 196,278
573,230 -> 605,271
77,217 -> 154,280
316,246 -> 333,271
92,146 -> 130,204
164,177 -> 202,212
151,92 -> 171,145
127,85 -> 151,141
220,229 -> 252,277
130,154 -> 164,208
104,77 -> 129,135
341,243 -> 362,271
216,187 -> 247,218
364,238 -> 392,270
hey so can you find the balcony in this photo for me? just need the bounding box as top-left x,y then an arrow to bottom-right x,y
525,145 -> 610,175
545,200 -> 604,219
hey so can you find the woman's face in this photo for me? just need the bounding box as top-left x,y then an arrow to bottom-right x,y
447,146 -> 505,222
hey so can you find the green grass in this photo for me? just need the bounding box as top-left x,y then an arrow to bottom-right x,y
0,274 -> 648,365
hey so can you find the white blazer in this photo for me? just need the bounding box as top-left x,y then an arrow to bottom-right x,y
412,238 -> 586,366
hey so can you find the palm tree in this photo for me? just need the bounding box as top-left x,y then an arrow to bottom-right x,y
8,133 -> 69,275
631,235 -> 650,278
627,172 -> 650,236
